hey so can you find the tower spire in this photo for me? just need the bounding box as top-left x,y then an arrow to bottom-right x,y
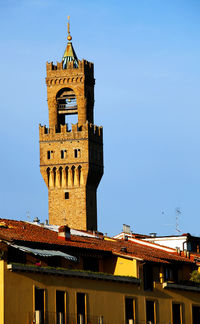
62,16 -> 78,69
67,16 -> 72,41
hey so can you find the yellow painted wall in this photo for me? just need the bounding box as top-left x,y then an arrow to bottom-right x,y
4,265 -> 141,324
0,261 -> 4,324
114,257 -> 137,277
3,262 -> 200,324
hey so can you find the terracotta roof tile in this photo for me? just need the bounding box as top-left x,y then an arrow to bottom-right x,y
0,219 -> 194,264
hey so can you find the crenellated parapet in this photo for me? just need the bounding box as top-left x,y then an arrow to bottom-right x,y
39,122 -> 103,143
46,59 -> 94,85
46,59 -> 93,72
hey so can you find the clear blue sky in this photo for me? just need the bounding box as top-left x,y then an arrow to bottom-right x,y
0,0 -> 200,236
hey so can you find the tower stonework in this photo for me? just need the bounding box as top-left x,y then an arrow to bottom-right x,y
39,27 -> 103,231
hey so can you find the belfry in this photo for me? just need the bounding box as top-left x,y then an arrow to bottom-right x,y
39,18 -> 103,230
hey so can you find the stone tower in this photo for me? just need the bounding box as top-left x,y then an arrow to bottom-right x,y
39,19 -> 103,231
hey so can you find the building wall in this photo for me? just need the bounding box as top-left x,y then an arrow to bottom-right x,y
143,236 -> 187,251
0,261 -> 4,324
114,257 -> 137,277
3,262 -> 200,324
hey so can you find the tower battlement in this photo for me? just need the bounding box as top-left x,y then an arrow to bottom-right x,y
46,59 -> 94,76
39,123 -> 103,143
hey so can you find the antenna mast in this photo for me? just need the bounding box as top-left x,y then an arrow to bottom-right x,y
175,207 -> 181,234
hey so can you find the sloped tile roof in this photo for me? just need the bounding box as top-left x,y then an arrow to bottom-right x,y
0,219 -> 195,264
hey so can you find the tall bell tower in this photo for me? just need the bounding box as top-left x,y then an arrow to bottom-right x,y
39,18 -> 103,231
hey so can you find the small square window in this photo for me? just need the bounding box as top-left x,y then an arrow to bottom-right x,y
65,192 -> 69,199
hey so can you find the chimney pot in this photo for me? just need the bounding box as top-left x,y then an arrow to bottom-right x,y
149,232 -> 157,237
123,224 -> 131,234
33,217 -> 40,223
58,225 -> 71,240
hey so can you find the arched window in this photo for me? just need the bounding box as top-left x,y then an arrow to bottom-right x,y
56,88 -> 78,127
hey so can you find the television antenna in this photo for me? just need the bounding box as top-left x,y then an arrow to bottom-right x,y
175,207 -> 181,234
26,210 -> 31,221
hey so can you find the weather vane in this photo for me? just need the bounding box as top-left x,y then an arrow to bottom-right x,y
67,16 -> 72,41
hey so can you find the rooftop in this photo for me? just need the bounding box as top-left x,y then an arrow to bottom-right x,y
0,218 -> 195,265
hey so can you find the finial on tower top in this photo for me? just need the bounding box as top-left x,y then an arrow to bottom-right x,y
67,16 -> 72,41
63,16 -> 78,68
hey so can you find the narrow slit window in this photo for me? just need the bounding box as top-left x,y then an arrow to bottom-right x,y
61,150 -> 67,159
74,149 -> 81,158
47,150 -> 53,160
65,192 -> 69,200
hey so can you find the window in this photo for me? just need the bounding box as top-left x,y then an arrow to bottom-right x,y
164,266 -> 177,282
143,263 -> 153,291
56,88 -> 78,127
74,149 -> 81,158
192,305 -> 200,324
83,257 -> 99,272
65,192 -> 69,199
47,150 -> 53,160
146,300 -> 156,324
172,303 -> 182,324
61,150 -> 67,159
35,287 -> 45,324
56,291 -> 66,324
77,293 -> 86,324
125,297 -> 136,324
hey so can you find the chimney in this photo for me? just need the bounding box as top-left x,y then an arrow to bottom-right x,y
58,225 -> 71,241
123,224 -> 131,234
149,232 -> 157,237
186,251 -> 190,259
33,217 -> 40,224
